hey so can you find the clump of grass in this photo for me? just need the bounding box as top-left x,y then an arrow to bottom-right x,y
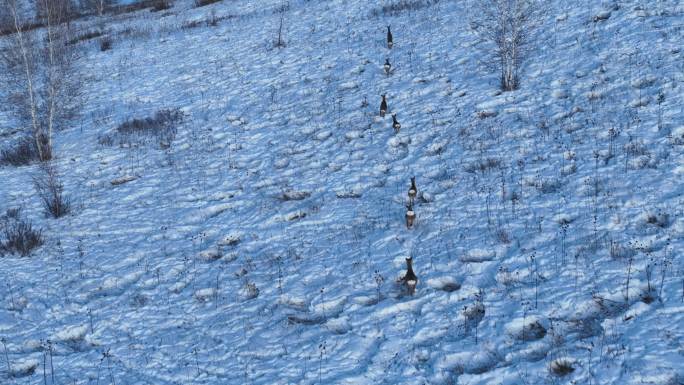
102,108 -> 183,148
624,139 -> 649,156
68,30 -> 104,45
1,209 -> 44,257
0,137 -> 39,167
495,228 -> 511,244
117,109 -> 182,135
151,0 -> 173,12
549,358 -> 575,376
464,158 -> 501,173
644,210 -> 669,228
33,164 -> 71,219
608,240 -> 636,260
100,37 -> 113,51
370,0 -> 440,17
195,0 -> 222,7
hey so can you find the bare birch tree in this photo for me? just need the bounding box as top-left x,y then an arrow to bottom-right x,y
468,0 -> 546,91
0,0 -> 81,162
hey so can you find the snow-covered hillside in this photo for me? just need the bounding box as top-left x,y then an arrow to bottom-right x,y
1,0 -> 683,384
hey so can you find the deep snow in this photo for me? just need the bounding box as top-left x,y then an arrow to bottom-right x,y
1,0 -> 683,384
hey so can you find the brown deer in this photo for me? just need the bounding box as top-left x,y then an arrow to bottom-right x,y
405,202 -> 415,229
387,26 -> 393,49
384,58 -> 391,75
408,177 -> 417,204
400,257 -> 418,295
392,113 -> 401,132
380,94 -> 388,117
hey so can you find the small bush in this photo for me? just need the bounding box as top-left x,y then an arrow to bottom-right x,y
5,208 -> 21,219
151,0 -> 172,11
33,165 -> 71,218
181,19 -> 205,29
671,126 -> 684,145
100,37 -> 112,51
0,137 -> 39,166
0,19 -> 46,37
179,11 -> 235,30
109,1 -> 155,15
624,139 -> 649,157
608,240 -> 636,260
549,358 -> 575,376
464,158 -> 501,173
535,178 -> 562,194
1,210 -> 43,257
117,109 -> 182,134
195,0 -> 222,7
644,210 -> 670,228
495,228 -> 511,244
112,108 -> 183,148
370,0 -> 440,17
98,133 -> 115,146
68,29 -> 104,45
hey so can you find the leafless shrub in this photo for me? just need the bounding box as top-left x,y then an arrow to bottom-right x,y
100,36 -> 112,51
535,177 -> 561,194
468,0 -> 546,91
0,137 -> 39,166
181,19 -> 205,30
608,239 -> 636,260
131,293 -> 149,307
580,176 -> 604,197
4,208 -> 20,219
464,157 -> 501,173
117,109 -> 182,135
108,0 -> 163,15
644,210 -> 670,228
33,164 -> 71,218
181,13 -> 233,30
100,109 -> 183,148
518,319 -> 546,341
100,0 -> 172,14
549,358 -> 575,376
463,291 -> 486,339
126,109 -> 180,144
207,9 -> 219,26
67,29 -> 104,45
151,0 -> 173,12
0,19 -> 44,37
476,109 -> 498,119
280,190 -> 311,201
97,133 -> 114,146
116,24 -> 154,40
670,127 -> 684,145
624,139 -> 649,156
370,0 -> 441,17
195,0 -> 222,7
1,209 -> 43,257
495,228 -> 511,244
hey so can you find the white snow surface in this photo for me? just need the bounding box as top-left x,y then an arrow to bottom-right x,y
0,0 -> 683,384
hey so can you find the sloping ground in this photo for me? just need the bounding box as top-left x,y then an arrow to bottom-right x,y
0,0 -> 683,384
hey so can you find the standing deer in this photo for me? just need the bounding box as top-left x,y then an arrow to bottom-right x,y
408,177 -> 417,204
392,113 -> 401,132
400,257 -> 418,295
405,202 -> 415,229
380,94 -> 388,117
